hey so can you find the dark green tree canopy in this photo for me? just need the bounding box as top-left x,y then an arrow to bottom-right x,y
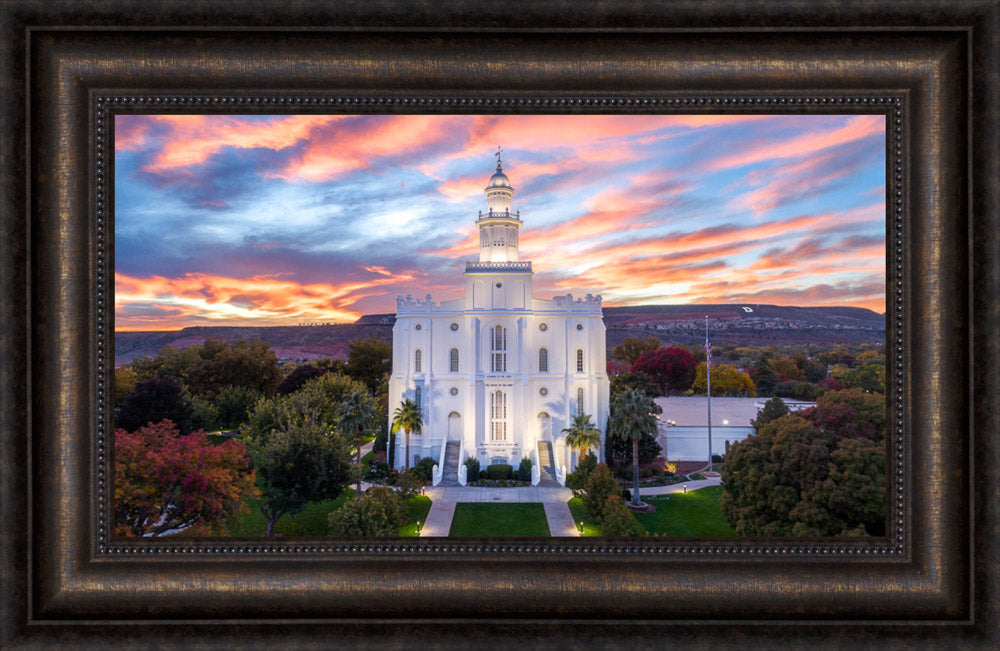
185,338 -> 281,400
345,335 -> 392,394
116,375 -> 196,435
751,396 -> 789,430
721,400 -> 886,537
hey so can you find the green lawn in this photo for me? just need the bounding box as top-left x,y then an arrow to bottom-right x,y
399,495 -> 432,537
567,497 -> 601,536
633,486 -> 737,537
448,503 -> 551,537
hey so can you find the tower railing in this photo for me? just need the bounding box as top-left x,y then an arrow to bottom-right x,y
465,261 -> 532,272
477,209 -> 521,221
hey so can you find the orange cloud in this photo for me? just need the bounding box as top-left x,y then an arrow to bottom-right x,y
115,268 -> 417,330
140,115 -> 344,174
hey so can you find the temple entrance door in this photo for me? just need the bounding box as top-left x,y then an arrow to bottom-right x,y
448,411 -> 462,441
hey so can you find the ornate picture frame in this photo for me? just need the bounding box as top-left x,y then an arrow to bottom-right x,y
2,1 -> 996,646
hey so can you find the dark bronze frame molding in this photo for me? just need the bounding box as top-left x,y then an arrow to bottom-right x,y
1,1 -> 997,647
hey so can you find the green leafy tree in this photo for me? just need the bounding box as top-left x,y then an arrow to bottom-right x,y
751,396 -> 789,431
242,419 -> 353,536
607,388 -> 658,507
838,363 -> 886,394
611,336 -> 661,365
130,344 -> 201,384
562,412 -> 603,466
215,385 -> 264,430
720,412 -> 885,536
816,388 -> 886,440
609,370 -> 660,400
752,358 -> 779,396
113,366 -> 138,409
391,398 -> 423,470
566,451 -> 597,492
581,463 -> 622,522
115,375 -> 196,435
692,363 -> 757,397
328,486 -> 406,537
345,335 -> 392,394
186,338 -> 281,400
337,389 -> 380,496
277,363 -> 329,395
631,346 -> 698,395
600,495 -> 646,537
114,420 -> 259,536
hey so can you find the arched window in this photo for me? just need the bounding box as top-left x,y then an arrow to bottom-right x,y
450,348 -> 459,372
576,348 -> 584,372
414,349 -> 422,373
490,325 -> 507,372
415,386 -> 422,407
490,389 -> 507,441
577,387 -> 584,415
538,347 -> 548,372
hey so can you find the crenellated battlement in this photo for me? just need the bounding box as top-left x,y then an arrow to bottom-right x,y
545,293 -> 604,314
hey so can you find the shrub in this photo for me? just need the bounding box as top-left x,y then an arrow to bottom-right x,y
517,457 -> 533,482
463,456 -> 481,483
411,456 -> 437,482
640,466 -> 655,479
581,464 -> 620,523
486,464 -> 513,480
600,495 -> 646,537
479,470 -> 488,480
566,452 -> 597,491
711,454 -> 724,463
328,486 -> 405,537
662,461 -> 678,474
394,470 -> 424,499
373,426 -> 388,454
363,460 -> 391,483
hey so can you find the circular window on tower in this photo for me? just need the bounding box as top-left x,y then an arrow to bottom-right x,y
450,387 -> 459,396
414,323 -> 422,331
539,323 -> 548,332
539,387 -> 548,396
450,322 -> 459,331
576,323 -> 583,331
495,282 -> 502,288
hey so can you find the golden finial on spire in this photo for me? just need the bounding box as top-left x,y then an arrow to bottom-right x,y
495,145 -> 503,168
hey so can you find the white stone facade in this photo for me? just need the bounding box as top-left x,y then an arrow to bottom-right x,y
388,156 -> 609,481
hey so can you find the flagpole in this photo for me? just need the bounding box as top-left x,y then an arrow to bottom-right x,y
705,315 -> 712,473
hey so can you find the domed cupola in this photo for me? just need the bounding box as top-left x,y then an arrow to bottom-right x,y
484,147 -> 515,214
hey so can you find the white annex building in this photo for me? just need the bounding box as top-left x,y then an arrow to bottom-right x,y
388,153 -> 610,486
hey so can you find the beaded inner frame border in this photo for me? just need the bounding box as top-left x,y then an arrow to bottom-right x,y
93,93 -> 905,557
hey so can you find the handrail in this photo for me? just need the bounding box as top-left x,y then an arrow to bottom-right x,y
431,437 -> 447,486
457,439 -> 467,486
556,463 -> 567,487
530,446 -> 540,486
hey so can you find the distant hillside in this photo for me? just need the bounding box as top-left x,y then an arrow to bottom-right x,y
603,303 -> 885,349
115,305 -> 884,366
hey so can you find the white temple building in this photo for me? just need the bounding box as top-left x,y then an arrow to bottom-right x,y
388,152 -> 610,486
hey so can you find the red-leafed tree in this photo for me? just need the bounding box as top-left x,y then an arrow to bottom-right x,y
114,419 -> 259,537
630,346 -> 698,395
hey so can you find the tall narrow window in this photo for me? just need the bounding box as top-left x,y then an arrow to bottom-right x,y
490,325 -> 507,372
576,348 -> 584,372
577,387 -> 584,415
538,347 -> 548,372
414,349 -> 422,373
450,348 -> 459,372
490,389 -> 507,441
415,386 -> 422,407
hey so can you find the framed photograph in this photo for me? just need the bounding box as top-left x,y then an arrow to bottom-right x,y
2,1 -> 997,647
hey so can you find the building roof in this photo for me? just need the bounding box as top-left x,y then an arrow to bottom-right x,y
653,396 -> 815,427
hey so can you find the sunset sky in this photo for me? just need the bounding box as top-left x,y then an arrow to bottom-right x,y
114,114 -> 886,331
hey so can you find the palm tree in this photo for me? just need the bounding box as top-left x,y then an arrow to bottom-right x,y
607,387 -> 658,507
337,389 -> 379,497
390,398 -> 422,471
562,412 -> 602,469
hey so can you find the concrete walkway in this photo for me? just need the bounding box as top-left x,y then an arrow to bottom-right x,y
420,485 -> 579,537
